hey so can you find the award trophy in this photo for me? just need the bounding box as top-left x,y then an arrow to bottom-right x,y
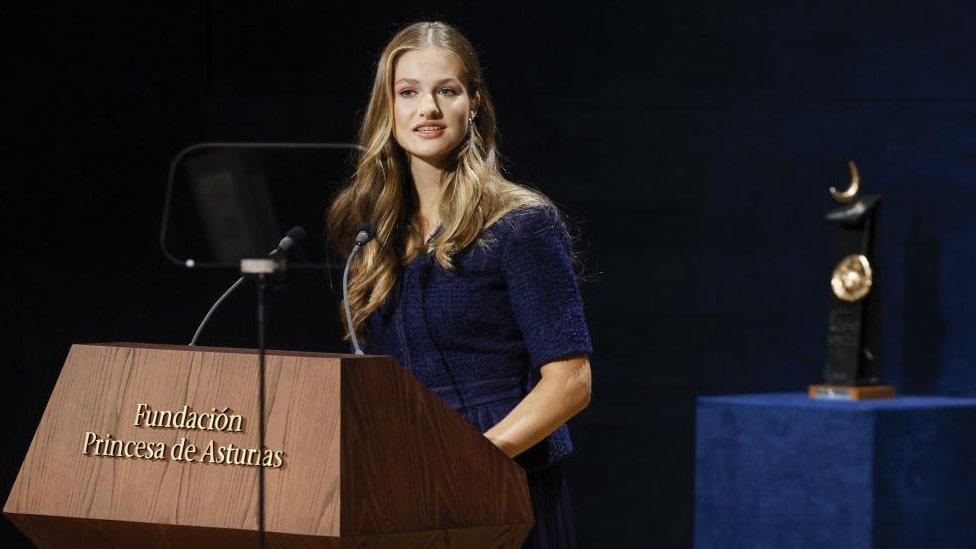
809,162 -> 895,400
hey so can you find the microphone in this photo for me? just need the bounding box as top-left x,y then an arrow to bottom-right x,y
188,226 -> 307,346
343,222 -> 376,354
275,226 -> 307,255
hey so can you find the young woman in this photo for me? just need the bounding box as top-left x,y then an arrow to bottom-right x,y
328,21 -> 593,547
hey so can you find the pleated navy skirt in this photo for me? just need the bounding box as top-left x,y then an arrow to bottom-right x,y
522,462 -> 577,548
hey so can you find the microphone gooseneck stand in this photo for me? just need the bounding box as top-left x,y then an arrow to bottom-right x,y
342,243 -> 365,355
342,223 -> 377,355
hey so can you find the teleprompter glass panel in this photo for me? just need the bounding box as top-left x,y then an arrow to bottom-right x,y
161,143 -> 361,269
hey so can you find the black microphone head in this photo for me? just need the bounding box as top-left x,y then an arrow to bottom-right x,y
286,225 -> 307,244
355,221 -> 376,245
277,225 -> 308,252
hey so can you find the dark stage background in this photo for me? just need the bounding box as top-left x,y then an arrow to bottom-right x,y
3,2 -> 975,546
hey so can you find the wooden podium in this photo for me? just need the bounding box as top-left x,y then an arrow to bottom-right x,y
4,343 -> 533,547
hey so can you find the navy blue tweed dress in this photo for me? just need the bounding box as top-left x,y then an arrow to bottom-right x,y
361,205 -> 592,548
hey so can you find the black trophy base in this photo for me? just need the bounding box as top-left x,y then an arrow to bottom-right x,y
808,384 -> 896,401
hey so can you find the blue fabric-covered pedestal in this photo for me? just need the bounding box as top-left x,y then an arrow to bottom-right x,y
695,393 -> 976,549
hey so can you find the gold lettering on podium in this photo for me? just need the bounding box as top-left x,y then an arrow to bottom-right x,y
132,403 -> 244,432
82,403 -> 285,468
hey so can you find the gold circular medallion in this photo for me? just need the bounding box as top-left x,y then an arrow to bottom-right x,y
831,254 -> 872,302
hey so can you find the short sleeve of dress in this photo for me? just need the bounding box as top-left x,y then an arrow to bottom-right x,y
501,206 -> 593,369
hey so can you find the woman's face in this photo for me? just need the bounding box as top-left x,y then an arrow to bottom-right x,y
392,47 -> 477,168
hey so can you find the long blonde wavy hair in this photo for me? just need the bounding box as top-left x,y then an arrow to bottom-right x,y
328,21 -> 552,339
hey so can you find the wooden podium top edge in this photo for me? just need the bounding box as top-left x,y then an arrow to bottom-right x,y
80,342 -> 381,361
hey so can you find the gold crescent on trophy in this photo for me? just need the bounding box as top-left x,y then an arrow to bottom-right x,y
830,161 -> 860,203
831,254 -> 873,302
